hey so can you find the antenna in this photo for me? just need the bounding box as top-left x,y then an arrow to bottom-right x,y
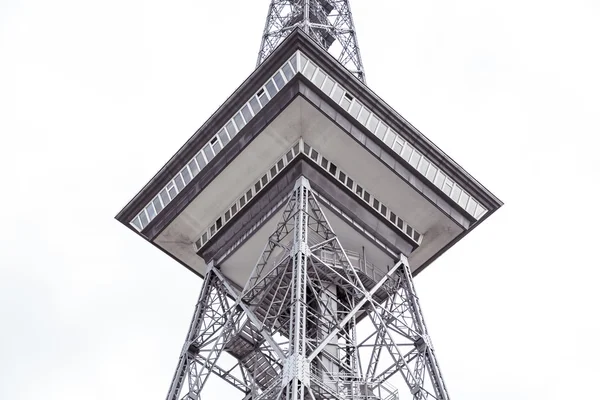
258,0 -> 366,82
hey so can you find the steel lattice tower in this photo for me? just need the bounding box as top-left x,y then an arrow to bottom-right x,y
258,0 -> 366,82
116,2 -> 502,400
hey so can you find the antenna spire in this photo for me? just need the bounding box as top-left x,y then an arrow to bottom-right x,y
258,0 -> 366,82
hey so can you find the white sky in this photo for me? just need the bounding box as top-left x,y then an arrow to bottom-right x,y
1,0 -> 599,398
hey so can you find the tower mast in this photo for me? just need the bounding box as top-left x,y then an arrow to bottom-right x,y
258,0 -> 366,82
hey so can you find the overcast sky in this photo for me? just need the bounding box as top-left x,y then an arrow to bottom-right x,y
1,0 -> 599,399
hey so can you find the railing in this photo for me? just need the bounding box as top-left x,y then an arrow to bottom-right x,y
310,372 -> 399,400
317,249 -> 388,286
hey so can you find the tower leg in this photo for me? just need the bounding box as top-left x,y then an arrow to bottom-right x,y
165,176 -> 451,400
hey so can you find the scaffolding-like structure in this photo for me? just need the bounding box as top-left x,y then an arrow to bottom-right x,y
166,178 -> 450,400
257,0 -> 366,82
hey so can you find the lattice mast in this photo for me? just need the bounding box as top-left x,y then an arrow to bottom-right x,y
166,176 -> 450,400
258,0 -> 366,82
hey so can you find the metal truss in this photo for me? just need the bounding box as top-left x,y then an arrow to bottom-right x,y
258,0 -> 366,82
166,176 -> 450,399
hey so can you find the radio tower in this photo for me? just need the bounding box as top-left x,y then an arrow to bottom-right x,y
116,1 -> 502,400
258,0 -> 366,82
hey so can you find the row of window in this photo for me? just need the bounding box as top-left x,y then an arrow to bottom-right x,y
130,53 -> 300,231
297,53 -> 488,220
195,142 -> 302,249
195,138 -> 422,251
300,141 -> 422,244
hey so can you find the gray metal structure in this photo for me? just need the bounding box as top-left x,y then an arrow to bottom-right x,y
166,177 -> 449,400
258,0 -> 366,82
116,3 -> 502,400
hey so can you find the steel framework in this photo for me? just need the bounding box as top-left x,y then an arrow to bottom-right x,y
257,0 -> 366,82
166,177 -> 450,400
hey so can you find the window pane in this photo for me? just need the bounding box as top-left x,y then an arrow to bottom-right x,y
340,96 -> 351,111
322,77 -> 334,95
167,184 -> 178,200
145,203 -> 156,220
249,97 -> 261,115
409,151 -> 421,168
426,165 -> 437,181
273,71 -> 285,90
188,159 -> 200,177
195,152 -> 207,170
434,171 -> 445,188
458,190 -> 469,208
466,198 -> 477,215
358,108 -> 369,124
384,130 -> 395,147
181,167 -> 192,184
290,54 -> 298,72
153,197 -> 163,213
266,80 -> 277,98
368,115 -> 380,133
304,61 -> 316,79
392,137 -> 404,155
299,53 -> 308,72
258,92 -> 269,107
218,129 -> 230,146
450,185 -> 461,202
226,121 -> 237,138
401,144 -> 413,161
234,112 -> 245,130
241,104 -> 253,123
139,211 -> 149,227
418,158 -> 430,176
313,70 -> 326,88
174,174 -> 185,191
331,85 -> 343,102
349,101 -> 361,118
204,145 -> 215,162
375,123 -> 387,140
282,62 -> 294,80
131,216 -> 142,231
160,189 -> 171,207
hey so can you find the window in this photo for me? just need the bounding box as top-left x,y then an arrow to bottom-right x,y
181,166 -> 192,184
226,121 -> 237,138
373,198 -> 380,210
273,71 -> 285,90
216,217 -> 222,230
392,136 -> 405,155
341,94 -> 352,111
320,156 -> 328,169
266,80 -> 277,98
152,197 -> 163,214
159,189 -> 171,207
258,89 -> 269,107
409,150 -> 421,169
355,185 -> 363,197
329,162 -> 337,176
304,61 -> 317,79
389,211 -> 397,224
313,70 -> 326,88
167,182 -> 178,199
358,107 -> 370,124
338,171 -> 346,183
270,166 -> 277,178
174,174 -> 185,191
368,115 -> 380,133
322,77 -> 335,95
246,189 -> 253,201
241,105 -> 253,124
218,129 -> 230,147
349,101 -> 361,118
231,203 -> 238,215
225,210 -> 231,222
375,123 -> 387,140
261,174 -> 268,186
255,181 -> 261,193
380,204 -> 387,217
195,152 -> 207,170
346,177 -> 353,189
239,196 -> 246,207
277,159 -> 284,171
299,53 -> 308,71
139,211 -> 148,227
418,158 -> 430,176
458,191 -> 469,208
249,96 -> 261,115
286,150 -> 294,162
210,136 -> 222,154
131,216 -> 142,231
233,112 -> 245,131
145,203 -> 156,220
363,191 -> 371,203
188,159 -> 200,177
331,85 -> 343,103
310,148 -> 319,161
282,62 -> 294,80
